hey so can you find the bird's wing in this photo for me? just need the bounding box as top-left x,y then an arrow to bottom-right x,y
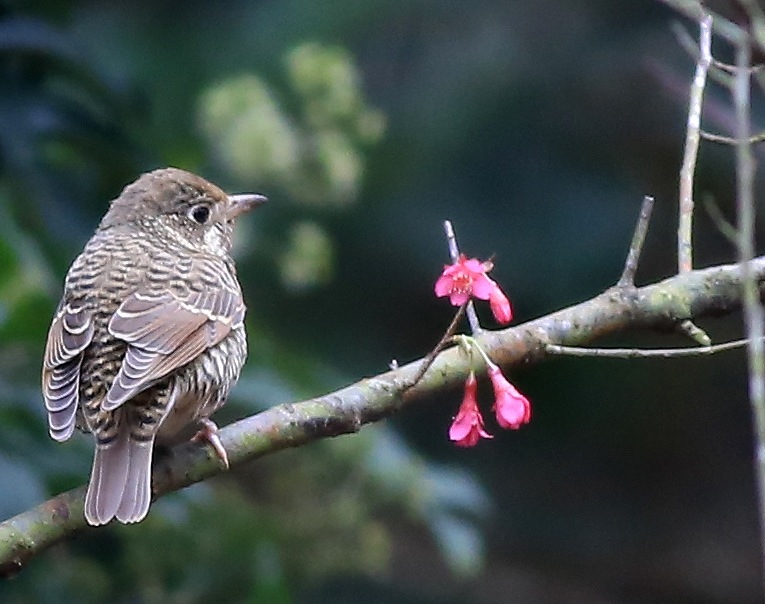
104,285 -> 245,411
42,302 -> 95,441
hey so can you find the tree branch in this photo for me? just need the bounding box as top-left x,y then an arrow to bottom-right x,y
2,257 -> 765,574
732,29 -> 765,567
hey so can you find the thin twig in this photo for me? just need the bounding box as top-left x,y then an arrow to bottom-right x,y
404,304 -> 466,390
677,319 -> 711,345
678,14 -> 712,274
732,30 -> 765,570
712,58 -> 763,74
676,14 -> 714,347
672,22 -> 733,87
443,220 -> 481,334
545,338 -> 753,358
703,194 -> 739,244
701,130 -> 765,145
618,195 -> 655,287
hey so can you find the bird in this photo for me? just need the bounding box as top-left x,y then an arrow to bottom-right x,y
41,167 -> 266,526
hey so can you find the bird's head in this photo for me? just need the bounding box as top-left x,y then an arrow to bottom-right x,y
99,167 -> 267,256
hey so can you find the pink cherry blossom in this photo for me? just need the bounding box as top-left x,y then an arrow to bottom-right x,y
435,255 -> 497,306
449,371 -> 493,447
488,366 -> 531,430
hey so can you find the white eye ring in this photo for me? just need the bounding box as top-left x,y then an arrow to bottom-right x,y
189,204 -> 211,224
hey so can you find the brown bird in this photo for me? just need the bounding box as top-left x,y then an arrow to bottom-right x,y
41,167 -> 266,526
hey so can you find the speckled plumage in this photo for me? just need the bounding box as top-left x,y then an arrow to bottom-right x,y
41,167 -> 265,525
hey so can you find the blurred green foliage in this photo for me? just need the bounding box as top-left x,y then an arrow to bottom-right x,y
198,43 -> 384,206
0,0 -> 762,602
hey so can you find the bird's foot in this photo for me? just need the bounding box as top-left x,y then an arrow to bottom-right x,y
191,418 -> 229,469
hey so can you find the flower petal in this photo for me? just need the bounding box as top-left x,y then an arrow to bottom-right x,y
488,366 -> 531,430
449,291 -> 470,306
495,400 -> 527,429
452,430 -> 479,447
434,274 -> 453,297
489,287 -> 513,324
471,275 -> 496,300
441,263 -> 460,276
449,419 -> 473,442
462,258 -> 487,274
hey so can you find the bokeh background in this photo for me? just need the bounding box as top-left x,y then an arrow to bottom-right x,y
0,0 -> 762,602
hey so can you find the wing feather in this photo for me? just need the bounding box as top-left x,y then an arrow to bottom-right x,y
104,283 -> 245,411
42,303 -> 94,442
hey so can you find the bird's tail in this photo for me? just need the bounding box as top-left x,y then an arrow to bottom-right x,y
84,428 -> 154,526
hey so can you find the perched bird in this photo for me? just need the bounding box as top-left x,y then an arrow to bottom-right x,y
41,167 -> 266,526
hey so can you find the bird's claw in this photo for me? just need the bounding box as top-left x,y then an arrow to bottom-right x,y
191,418 -> 229,469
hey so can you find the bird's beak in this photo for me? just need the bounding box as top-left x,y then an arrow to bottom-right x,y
227,194 -> 268,219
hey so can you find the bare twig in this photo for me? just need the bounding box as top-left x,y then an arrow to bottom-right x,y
732,30 -> 765,569
701,130 -> 765,145
672,22 -> 733,87
703,194 -> 739,244
618,195 -> 655,287
678,14 -> 712,274
677,320 -> 711,345
546,338 -> 752,359
676,14 -> 714,347
443,220 -> 481,334
712,58 -> 763,74
405,304 -> 466,390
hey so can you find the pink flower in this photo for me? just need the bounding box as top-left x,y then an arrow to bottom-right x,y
435,255 -> 497,306
489,287 -> 513,324
449,371 -> 493,447
488,366 -> 531,429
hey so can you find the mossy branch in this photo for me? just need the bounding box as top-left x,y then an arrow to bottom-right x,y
2,257 -> 764,575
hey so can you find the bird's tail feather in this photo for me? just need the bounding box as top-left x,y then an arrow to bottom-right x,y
116,439 -> 153,523
84,429 -> 154,526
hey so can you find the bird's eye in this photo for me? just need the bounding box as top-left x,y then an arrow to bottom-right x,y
189,205 -> 211,224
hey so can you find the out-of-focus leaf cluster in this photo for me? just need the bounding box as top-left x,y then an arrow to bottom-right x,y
199,43 -> 384,207
198,42 -> 385,291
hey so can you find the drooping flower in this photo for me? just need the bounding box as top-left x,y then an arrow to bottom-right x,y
449,371 -> 493,447
489,287 -> 513,325
488,366 -> 531,429
435,255 -> 497,306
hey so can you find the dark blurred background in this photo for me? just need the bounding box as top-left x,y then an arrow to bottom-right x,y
0,0 -> 762,602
